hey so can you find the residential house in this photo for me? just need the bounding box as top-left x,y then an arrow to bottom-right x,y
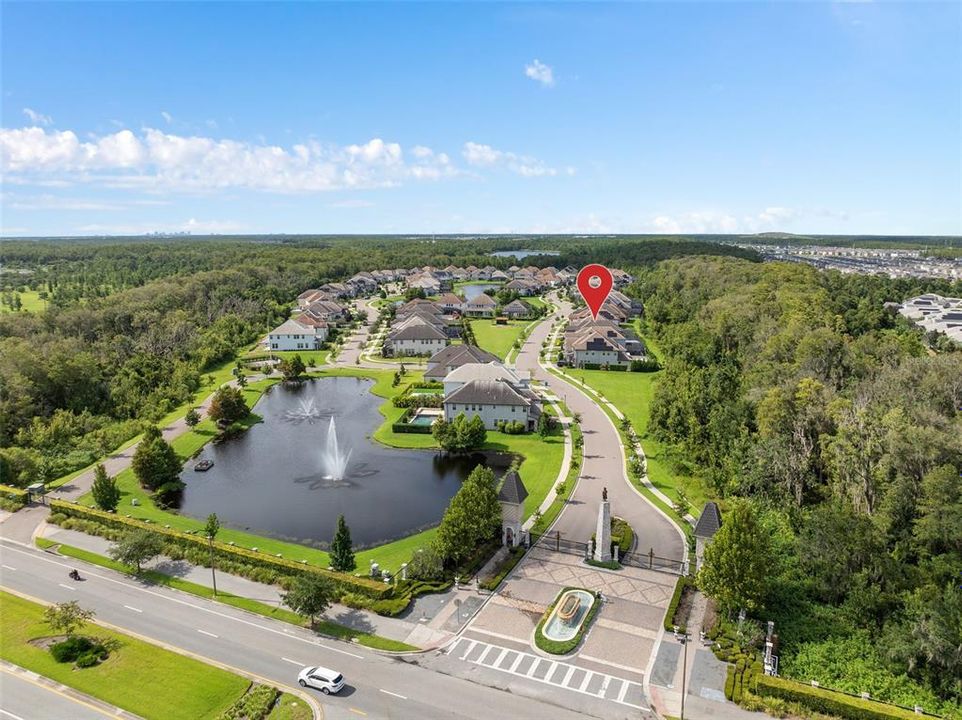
424,345 -> 500,380
502,299 -> 534,319
384,317 -> 449,356
464,292 -> 497,317
436,292 -> 464,314
443,378 -> 541,430
490,269 -> 511,282
268,317 -> 328,351
442,361 -> 530,396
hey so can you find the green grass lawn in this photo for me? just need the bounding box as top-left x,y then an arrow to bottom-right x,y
245,349 -> 331,367
0,289 -> 47,313
0,590 -> 250,720
46,542 -> 415,652
268,694 -> 313,720
469,319 -> 528,359
572,367 -> 710,513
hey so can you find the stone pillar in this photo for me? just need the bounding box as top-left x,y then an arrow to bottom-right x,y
594,499 -> 612,563
613,544 -> 620,563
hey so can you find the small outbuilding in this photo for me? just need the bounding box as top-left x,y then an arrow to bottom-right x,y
693,501 -> 722,571
497,470 -> 529,548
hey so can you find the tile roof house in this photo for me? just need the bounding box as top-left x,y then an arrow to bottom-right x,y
424,345 -> 500,379
442,361 -> 530,395
384,318 -> 449,356
436,293 -> 465,313
443,378 -> 541,430
502,299 -> 534,319
464,292 -> 497,317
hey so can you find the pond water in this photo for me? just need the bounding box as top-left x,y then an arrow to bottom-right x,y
460,282 -> 502,301
490,250 -> 560,260
179,377 -> 510,549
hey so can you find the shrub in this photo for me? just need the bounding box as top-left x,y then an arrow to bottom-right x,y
0,484 -> 29,509
50,635 -> 94,663
664,575 -> 691,633
216,684 -> 280,720
75,652 -> 101,668
480,546 -> 525,591
630,359 -> 661,372
754,676 -> 929,720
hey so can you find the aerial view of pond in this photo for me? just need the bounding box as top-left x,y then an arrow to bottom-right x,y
179,377 -> 510,549
489,250 -> 560,260
459,282 -> 502,301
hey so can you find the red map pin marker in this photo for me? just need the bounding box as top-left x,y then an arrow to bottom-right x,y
576,264 -> 614,320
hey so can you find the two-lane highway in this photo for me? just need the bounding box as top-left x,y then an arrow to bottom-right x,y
0,539 -> 602,720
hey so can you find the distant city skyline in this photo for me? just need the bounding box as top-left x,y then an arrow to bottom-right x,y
1,2 -> 960,237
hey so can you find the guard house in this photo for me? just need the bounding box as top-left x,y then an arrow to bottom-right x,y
694,501 -> 722,571
497,470 -> 528,548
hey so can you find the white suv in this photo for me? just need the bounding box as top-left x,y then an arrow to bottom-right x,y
298,665 -> 345,695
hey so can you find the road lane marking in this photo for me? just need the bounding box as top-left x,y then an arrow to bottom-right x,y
349,709 -> 367,716
0,667 -> 114,718
1,564 -> 16,571
123,605 -> 142,613
379,689 -> 407,700
58,583 -> 75,590
281,657 -> 304,666
0,542 -> 366,660
197,629 -> 218,638
0,710 -> 26,720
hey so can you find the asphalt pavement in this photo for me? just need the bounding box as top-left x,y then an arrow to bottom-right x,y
0,539 -> 605,720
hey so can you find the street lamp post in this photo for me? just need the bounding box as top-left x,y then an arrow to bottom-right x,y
676,626 -> 691,720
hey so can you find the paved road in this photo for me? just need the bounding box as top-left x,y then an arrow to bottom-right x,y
514,295 -> 685,562
0,539 -> 602,720
0,668 -> 118,720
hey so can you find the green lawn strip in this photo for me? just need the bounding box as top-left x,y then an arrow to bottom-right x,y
48,542 -> 416,652
0,589 -> 250,720
268,693 -> 313,720
524,296 -> 546,309
531,423 -> 582,534
565,368 -> 710,511
244,349 -> 331,367
469,319 -> 529,359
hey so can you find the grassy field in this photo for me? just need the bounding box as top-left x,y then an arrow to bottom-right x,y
469,319 -> 529,359
0,590 -> 250,720
75,366 -> 563,574
0,289 -> 47,313
269,694 -> 312,720
572,364 -> 711,513
245,349 -> 331,367
46,542 -> 416,651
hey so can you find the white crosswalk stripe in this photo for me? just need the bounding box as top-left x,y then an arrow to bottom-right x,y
446,637 -> 648,710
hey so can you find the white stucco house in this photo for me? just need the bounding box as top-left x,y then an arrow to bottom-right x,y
268,317 -> 328,351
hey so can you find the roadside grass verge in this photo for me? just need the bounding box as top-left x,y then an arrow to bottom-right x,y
43,541 -> 417,652
0,589 -> 250,720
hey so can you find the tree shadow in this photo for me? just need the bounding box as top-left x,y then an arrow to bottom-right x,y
326,606 -> 376,635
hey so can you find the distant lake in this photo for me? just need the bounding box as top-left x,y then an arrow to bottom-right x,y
459,282 -> 502,301
490,250 -> 560,259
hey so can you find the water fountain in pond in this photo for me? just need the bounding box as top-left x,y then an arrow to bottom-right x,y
281,396 -> 330,424
321,417 -> 353,482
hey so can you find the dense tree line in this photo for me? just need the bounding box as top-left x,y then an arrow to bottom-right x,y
632,256 -> 962,709
1,236 -> 750,483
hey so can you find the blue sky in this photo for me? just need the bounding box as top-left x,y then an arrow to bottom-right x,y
1,1 -> 959,237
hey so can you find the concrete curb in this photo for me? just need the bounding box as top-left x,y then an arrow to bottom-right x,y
0,660 -> 144,719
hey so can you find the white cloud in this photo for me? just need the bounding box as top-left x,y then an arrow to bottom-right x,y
23,108 -> 53,126
647,207 -> 808,234
6,193 -> 170,211
161,111 -> 173,124
76,218 -> 243,235
525,59 -> 555,87
0,126 -> 460,193
462,141 -> 560,177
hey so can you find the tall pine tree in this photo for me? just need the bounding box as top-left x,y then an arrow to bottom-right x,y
330,514 -> 355,572
91,463 -> 121,512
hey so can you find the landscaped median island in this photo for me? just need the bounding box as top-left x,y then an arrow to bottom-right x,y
534,587 -> 600,656
0,590 -> 274,720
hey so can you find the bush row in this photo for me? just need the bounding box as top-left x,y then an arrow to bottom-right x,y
664,575 -> 692,633
754,675 -> 935,720
391,409 -> 434,433
392,394 -> 443,409
216,684 -> 279,720
630,359 -> 661,372
576,362 -> 629,371
0,484 -> 28,510
49,500 -> 391,599
480,546 -> 525,591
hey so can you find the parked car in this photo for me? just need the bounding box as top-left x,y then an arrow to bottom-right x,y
297,665 -> 345,695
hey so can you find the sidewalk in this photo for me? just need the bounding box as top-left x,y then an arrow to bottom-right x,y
38,525 -> 477,651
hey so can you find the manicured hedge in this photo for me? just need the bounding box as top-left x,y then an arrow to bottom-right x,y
49,500 -> 391,599
0,484 -> 29,509
664,575 -> 692,633
755,675 -> 937,720
480,546 -> 525,591
391,409 -> 434,433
